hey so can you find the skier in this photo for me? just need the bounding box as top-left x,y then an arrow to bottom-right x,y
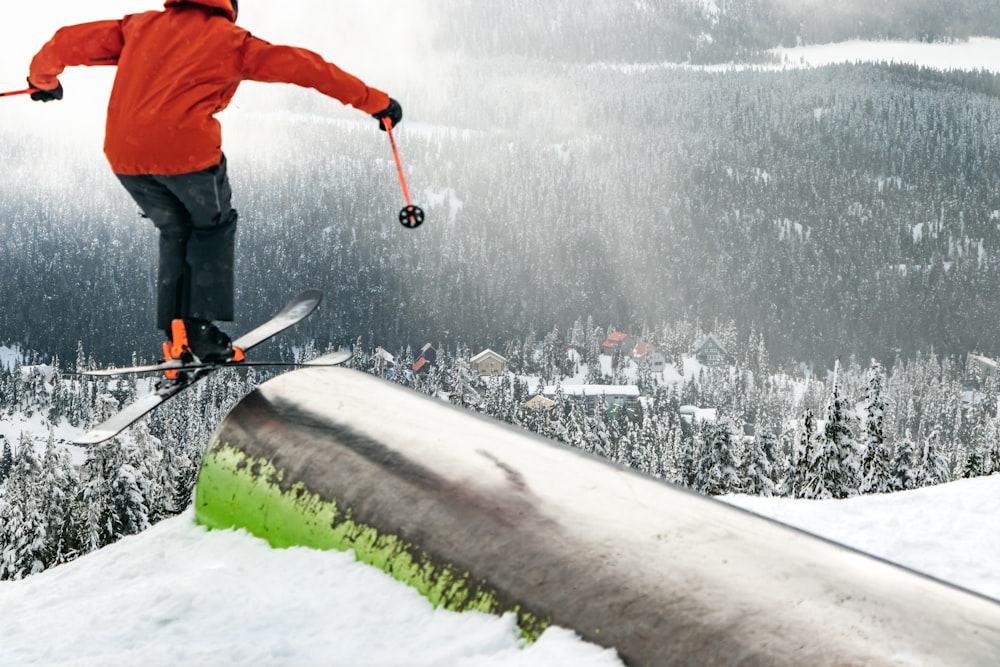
26,0 -> 402,366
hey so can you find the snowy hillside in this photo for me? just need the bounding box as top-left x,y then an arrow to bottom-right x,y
1,474 -> 997,666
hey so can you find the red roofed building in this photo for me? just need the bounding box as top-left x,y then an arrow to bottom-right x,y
601,331 -> 630,355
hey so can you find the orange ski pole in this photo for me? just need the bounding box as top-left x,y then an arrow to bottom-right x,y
0,87 -> 38,98
384,119 -> 424,229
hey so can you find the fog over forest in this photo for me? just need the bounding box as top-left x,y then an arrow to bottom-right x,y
4,0 -> 1000,369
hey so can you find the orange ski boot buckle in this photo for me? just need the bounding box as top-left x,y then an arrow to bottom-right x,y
163,319 -> 194,380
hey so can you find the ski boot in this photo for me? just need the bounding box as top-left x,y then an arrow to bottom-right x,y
162,319 -> 244,381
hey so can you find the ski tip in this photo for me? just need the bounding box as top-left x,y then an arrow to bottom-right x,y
298,288 -> 324,302
269,289 -> 324,326
291,289 -> 324,310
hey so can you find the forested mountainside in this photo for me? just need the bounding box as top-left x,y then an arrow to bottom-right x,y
429,0 -> 1000,63
4,62 -> 1000,368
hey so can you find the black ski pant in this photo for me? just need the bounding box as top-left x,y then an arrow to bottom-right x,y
116,155 -> 237,334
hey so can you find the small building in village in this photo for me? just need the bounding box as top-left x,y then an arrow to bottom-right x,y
523,394 -> 556,412
601,331 -> 631,356
679,404 -> 718,424
695,335 -> 733,368
412,343 -> 437,374
542,384 -> 640,416
471,349 -> 508,376
628,341 -> 667,373
372,347 -> 395,379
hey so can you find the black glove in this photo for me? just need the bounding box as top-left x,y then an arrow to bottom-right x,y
28,77 -> 63,102
372,98 -> 402,131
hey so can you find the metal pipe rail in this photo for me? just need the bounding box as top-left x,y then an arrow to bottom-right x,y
195,366 -> 1000,666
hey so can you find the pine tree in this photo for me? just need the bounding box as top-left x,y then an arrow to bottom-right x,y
821,363 -> 862,498
157,427 -> 197,515
803,427 -> 844,499
917,425 -> 951,487
692,420 -> 741,496
0,434 -> 47,580
790,409 -> 818,498
46,361 -> 64,426
0,440 -> 12,484
635,412 -> 663,477
39,432 -> 82,566
662,419 -> 685,484
741,429 -> 778,497
110,460 -> 152,537
541,325 -> 561,384
860,360 -> 893,494
962,448 -> 986,479
776,426 -> 796,497
894,431 -> 920,491
80,441 -> 118,551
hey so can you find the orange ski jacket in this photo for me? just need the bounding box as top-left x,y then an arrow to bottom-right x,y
29,0 -> 391,175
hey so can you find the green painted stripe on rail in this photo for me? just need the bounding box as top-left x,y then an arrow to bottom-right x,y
194,441 -> 548,640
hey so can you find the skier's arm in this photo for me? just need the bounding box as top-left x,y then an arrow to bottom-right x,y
28,20 -> 124,90
239,35 -> 390,115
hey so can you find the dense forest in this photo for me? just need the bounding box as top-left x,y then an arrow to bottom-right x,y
430,0 -> 1000,63
2,331 -> 998,580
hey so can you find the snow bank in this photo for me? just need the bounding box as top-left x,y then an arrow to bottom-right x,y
0,510 -> 622,667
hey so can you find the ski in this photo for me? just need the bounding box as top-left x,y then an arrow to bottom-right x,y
73,290 -> 334,445
77,354 -> 351,377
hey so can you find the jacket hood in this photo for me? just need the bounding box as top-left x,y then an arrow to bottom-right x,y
164,0 -> 237,22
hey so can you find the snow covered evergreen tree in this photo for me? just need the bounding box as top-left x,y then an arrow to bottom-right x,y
38,432 -> 82,566
894,431 -> 920,491
821,364 -> 862,498
0,434 -> 47,580
0,439 -> 11,484
790,409 -> 822,499
741,429 -> 779,497
916,425 -> 951,487
860,360 -> 893,494
80,441 -> 123,551
110,458 -> 153,538
692,420 -> 741,496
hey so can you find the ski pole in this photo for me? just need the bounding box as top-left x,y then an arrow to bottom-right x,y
384,119 -> 424,229
0,87 -> 38,98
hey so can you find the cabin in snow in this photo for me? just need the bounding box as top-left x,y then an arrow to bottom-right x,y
600,331 -> 631,356
523,394 -> 556,412
471,349 -> 508,376
542,384 -> 640,416
412,343 -> 437,374
628,341 -> 666,372
695,335 -> 733,367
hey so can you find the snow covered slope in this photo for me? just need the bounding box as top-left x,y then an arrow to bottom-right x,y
0,510 -> 623,667
724,473 -> 1000,602
1,475 -> 997,666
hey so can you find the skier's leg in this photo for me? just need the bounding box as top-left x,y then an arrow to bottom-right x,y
115,174 -> 193,332
158,155 -> 238,324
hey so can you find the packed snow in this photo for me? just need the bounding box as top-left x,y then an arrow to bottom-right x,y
0,473 -> 996,666
725,474 -> 1000,602
0,509 -> 623,667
